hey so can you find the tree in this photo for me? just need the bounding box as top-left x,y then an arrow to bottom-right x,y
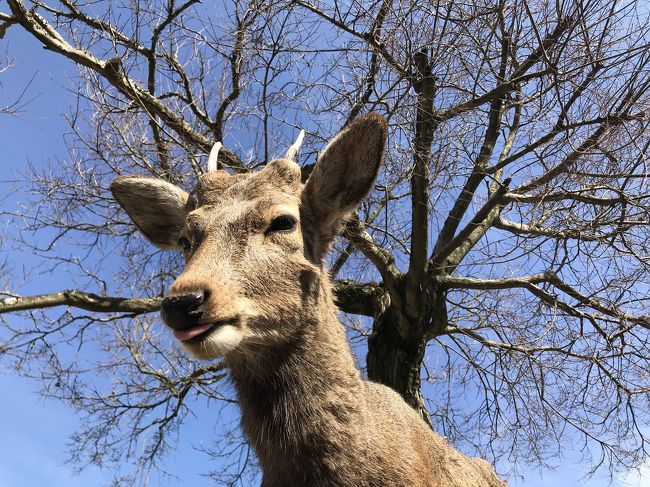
1,0 -> 649,483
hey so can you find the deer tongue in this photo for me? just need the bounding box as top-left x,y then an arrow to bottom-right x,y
173,323 -> 213,342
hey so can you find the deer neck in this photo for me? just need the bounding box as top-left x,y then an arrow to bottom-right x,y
227,287 -> 366,481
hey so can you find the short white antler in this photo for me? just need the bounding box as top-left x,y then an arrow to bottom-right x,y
207,142 -> 222,172
285,129 -> 305,161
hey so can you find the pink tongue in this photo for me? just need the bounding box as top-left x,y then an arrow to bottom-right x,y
173,324 -> 213,342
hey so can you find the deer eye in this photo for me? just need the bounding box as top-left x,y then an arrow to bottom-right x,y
267,215 -> 297,234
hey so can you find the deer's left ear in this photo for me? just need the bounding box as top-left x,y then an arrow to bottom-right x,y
301,113 -> 387,253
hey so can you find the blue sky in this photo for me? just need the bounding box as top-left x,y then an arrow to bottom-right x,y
0,15 -> 648,487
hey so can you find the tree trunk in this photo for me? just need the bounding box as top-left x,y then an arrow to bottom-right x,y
366,310 -> 431,427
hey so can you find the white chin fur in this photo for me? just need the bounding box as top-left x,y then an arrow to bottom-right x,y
181,324 -> 242,359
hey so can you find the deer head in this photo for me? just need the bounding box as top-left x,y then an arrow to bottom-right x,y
111,114 -> 387,360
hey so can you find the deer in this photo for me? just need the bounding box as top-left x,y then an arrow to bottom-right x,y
110,114 -> 506,487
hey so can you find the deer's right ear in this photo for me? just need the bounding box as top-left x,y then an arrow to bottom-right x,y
110,176 -> 190,250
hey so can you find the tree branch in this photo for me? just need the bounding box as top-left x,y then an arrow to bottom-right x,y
0,12 -> 17,38
0,280 -> 383,318
292,0 -> 409,78
430,178 -> 510,269
503,189 -> 629,206
0,290 -> 160,315
404,49 -> 435,317
433,272 -> 552,290
434,17 -> 574,125
214,5 -> 257,143
544,271 -> 650,331
494,217 -> 614,242
515,116 -> 639,192
431,9 -> 509,259
345,0 -> 390,124
493,112 -> 645,173
333,279 -> 385,317
7,0 -> 244,171
343,216 -> 401,298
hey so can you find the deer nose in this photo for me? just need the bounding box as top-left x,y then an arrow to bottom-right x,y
161,292 -> 205,330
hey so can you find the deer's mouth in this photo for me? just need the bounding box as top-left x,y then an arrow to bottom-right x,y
172,319 -> 237,344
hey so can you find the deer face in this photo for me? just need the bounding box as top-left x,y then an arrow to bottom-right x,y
154,160 -> 313,360
111,114 -> 387,360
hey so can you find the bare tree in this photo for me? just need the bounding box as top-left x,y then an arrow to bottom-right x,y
1,0 -> 650,483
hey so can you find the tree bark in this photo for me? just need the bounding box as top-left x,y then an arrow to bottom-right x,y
366,309 -> 431,427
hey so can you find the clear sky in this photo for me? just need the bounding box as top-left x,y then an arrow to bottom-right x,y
0,18 -> 647,487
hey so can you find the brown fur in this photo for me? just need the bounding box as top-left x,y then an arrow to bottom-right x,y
111,114 -> 506,487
